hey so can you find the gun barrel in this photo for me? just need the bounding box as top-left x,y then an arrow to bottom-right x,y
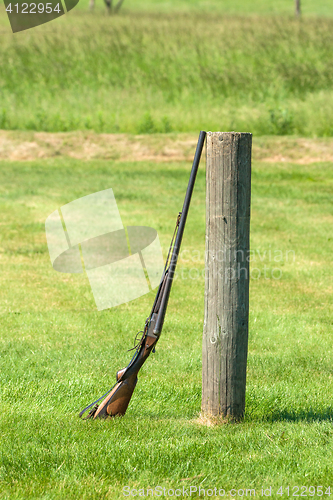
153,130 -> 206,336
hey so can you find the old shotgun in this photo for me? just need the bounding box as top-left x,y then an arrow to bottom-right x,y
79,130 -> 206,419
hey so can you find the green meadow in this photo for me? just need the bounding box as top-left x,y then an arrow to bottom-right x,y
0,0 -> 333,135
0,0 -> 333,498
0,134 -> 332,498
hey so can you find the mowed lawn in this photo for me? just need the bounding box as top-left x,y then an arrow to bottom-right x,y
0,134 -> 332,499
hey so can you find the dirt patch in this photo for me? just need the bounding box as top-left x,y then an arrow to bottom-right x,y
262,155 -> 331,164
193,413 -> 236,427
1,130 -> 333,163
254,136 -> 333,164
0,131 -> 198,162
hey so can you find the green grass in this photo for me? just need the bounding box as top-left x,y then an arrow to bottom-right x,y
66,0 -> 333,16
1,6 -> 333,135
0,139 -> 332,498
123,0 -> 333,16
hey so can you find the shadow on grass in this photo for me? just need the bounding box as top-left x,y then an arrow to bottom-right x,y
246,407 -> 333,423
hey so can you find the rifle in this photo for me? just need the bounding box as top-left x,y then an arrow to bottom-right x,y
79,131 -> 206,419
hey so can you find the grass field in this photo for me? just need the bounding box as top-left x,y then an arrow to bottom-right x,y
0,0 -> 333,497
0,1 -> 333,135
81,0 -> 333,16
0,133 -> 332,498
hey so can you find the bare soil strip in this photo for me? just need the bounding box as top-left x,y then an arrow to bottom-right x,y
1,130 -> 333,163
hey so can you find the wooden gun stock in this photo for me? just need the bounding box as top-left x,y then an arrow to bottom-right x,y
92,376 -> 137,419
87,330 -> 158,419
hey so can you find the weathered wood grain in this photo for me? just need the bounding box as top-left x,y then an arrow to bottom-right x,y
202,132 -> 252,420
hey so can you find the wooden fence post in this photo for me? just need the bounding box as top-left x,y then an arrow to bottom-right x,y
295,0 -> 301,18
202,132 -> 252,420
